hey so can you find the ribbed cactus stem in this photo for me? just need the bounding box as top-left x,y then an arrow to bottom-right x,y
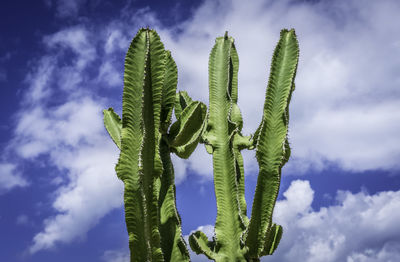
115,28 -> 165,261
104,28 -> 206,262
245,29 -> 298,258
190,33 -> 249,262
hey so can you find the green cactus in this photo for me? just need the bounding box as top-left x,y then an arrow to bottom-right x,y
189,29 -> 299,261
103,28 -> 207,262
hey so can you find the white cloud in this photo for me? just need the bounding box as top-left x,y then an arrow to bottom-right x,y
347,242 -> 400,262
190,224 -> 215,240
104,29 -> 129,55
25,100 -> 123,254
171,153 -> 189,185
264,180 -> 400,262
24,56 -> 55,102
156,0 -> 400,175
290,102 -> 400,172
273,180 -> 314,224
23,26 -> 96,106
185,146 -> 213,180
45,26 -> 95,66
188,181 -> 400,262
9,23 -> 123,253
97,61 -> 122,87
0,163 -> 28,192
14,98 -> 104,159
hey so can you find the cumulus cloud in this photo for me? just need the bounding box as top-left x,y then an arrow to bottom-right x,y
267,180 -> 400,262
188,180 -> 400,262
156,0 -> 400,175
347,242 -> 400,262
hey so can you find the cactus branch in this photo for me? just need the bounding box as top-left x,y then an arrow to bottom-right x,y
193,33 -> 248,261
245,29 -> 299,258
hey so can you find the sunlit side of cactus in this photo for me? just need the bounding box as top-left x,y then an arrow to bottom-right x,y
189,29 -> 299,261
103,28 -> 206,262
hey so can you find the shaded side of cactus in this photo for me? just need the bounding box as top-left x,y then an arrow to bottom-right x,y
103,28 -> 206,262
189,29 -> 299,261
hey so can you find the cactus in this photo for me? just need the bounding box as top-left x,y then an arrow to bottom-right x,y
189,29 -> 299,261
103,28 -> 207,262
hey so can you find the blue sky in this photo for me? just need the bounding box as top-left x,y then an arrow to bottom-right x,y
1,0 -> 400,261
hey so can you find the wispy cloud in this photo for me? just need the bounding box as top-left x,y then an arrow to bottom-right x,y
7,25 -> 124,253
0,163 -> 28,193
44,0 -> 89,18
14,93 -> 125,253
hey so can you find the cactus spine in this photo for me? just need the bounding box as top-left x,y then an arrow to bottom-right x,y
103,28 -> 206,262
189,29 -> 299,261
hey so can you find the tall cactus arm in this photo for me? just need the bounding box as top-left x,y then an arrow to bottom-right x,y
103,107 -> 122,149
245,29 -> 299,258
115,28 -> 166,262
199,33 -> 247,261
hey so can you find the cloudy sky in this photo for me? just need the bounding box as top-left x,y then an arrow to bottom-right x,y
1,0 -> 400,261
